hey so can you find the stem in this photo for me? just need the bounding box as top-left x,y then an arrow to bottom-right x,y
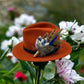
4,63 -> 20,76
0,48 -> 10,62
34,62 -> 48,84
38,67 -> 41,84
39,69 -> 45,84
30,73 -> 34,84
35,66 -> 41,84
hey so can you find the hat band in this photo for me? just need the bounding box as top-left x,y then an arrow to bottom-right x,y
23,46 -> 36,54
23,45 -> 60,56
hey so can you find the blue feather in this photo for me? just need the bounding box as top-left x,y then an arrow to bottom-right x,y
49,35 -> 58,45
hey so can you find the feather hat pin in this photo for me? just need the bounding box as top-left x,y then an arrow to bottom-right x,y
34,29 -> 62,57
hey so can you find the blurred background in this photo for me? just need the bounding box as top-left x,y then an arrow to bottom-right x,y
0,0 -> 84,24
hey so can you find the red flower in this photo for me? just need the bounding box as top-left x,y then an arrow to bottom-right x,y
15,71 -> 27,81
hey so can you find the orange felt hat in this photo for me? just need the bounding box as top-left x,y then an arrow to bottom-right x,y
12,22 -> 72,62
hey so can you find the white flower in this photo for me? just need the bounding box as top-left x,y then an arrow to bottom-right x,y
8,37 -> 19,47
19,36 -> 23,42
1,40 -> 9,50
6,52 -> 18,63
56,58 -> 84,84
61,29 -> 68,35
14,14 -> 36,27
6,25 -> 23,37
71,33 -> 84,43
81,37 -> 84,43
63,54 -> 70,59
59,20 -> 79,33
20,14 -> 36,25
1,37 -> 19,51
14,18 -> 23,27
75,25 -> 84,34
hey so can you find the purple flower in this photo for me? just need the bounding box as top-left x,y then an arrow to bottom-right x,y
8,7 -> 16,12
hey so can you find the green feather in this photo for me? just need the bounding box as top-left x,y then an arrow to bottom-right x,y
52,40 -> 62,45
38,45 -> 55,57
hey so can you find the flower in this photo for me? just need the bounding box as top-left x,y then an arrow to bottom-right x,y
71,33 -> 84,44
6,25 -> 23,37
75,25 -> 84,34
19,36 -> 23,42
6,52 -> 18,63
15,71 -> 27,81
6,37 -> 19,63
1,40 -> 9,50
56,58 -> 84,84
8,37 -> 19,47
63,54 -> 70,59
70,25 -> 84,44
1,37 -> 19,51
14,18 -> 24,27
14,14 -> 36,27
59,20 -> 79,40
59,20 -> 79,32
1,37 -> 19,63
8,7 -> 16,12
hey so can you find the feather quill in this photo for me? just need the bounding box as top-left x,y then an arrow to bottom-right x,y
49,29 -> 62,45
48,29 -> 56,42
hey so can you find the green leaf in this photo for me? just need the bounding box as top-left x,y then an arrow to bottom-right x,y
0,71 -> 8,75
70,50 -> 80,60
79,48 -> 84,62
65,36 -> 78,45
0,48 -> 10,62
72,45 -> 79,51
19,60 -> 27,73
68,30 -> 74,35
75,64 -> 82,71
19,60 -> 35,83
0,79 -> 6,84
74,81 -> 81,84
3,76 -> 15,84
72,55 -> 79,69
25,61 -> 35,78
44,62 -> 55,80
19,60 -> 35,78
0,71 -> 8,74
25,61 -> 35,84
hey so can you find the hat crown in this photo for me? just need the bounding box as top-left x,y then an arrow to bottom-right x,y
23,22 -> 60,51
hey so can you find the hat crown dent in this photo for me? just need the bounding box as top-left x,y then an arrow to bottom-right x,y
23,22 -> 60,51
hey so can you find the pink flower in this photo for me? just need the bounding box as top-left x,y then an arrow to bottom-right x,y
56,58 -> 84,84
8,7 -> 16,12
15,71 -> 27,81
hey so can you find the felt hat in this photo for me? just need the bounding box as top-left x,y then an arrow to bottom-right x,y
12,22 -> 72,62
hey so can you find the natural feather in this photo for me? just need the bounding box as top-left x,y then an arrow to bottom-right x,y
43,32 -> 48,39
48,29 -> 56,42
38,45 -> 55,57
49,29 -> 62,42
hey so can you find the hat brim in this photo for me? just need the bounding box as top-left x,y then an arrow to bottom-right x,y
12,40 -> 72,62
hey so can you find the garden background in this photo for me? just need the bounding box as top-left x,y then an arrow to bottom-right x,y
0,0 -> 84,84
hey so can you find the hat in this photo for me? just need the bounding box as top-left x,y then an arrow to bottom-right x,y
12,22 -> 72,62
